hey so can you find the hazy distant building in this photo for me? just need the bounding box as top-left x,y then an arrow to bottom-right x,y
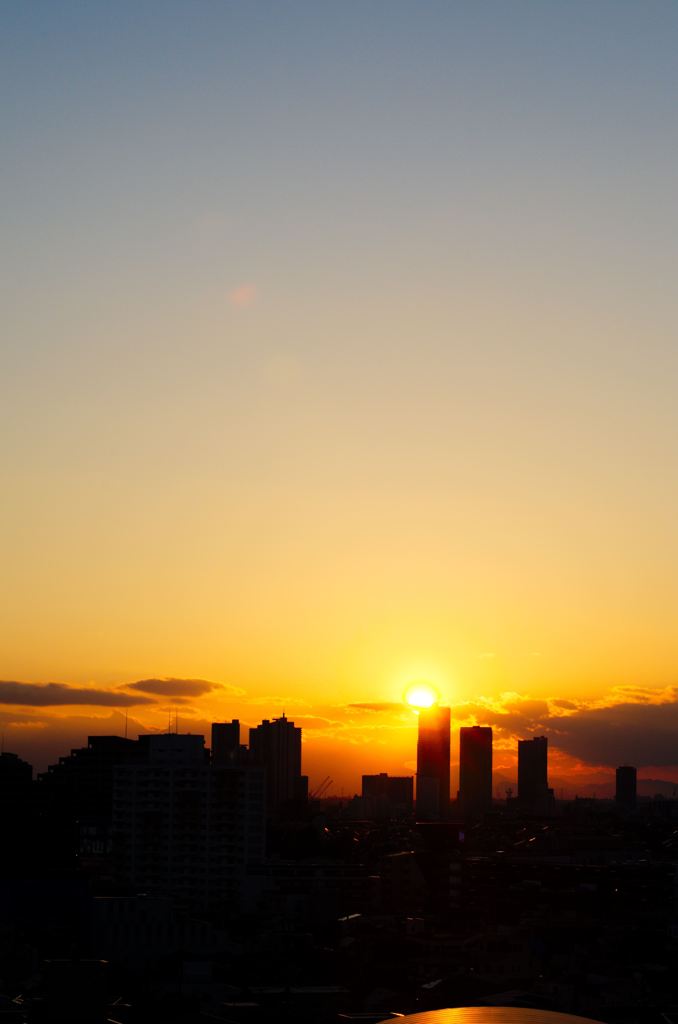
249,714 -> 308,809
458,726 -> 492,815
616,765 -> 637,809
211,720 -> 241,766
416,706 -> 451,820
362,773 -> 414,819
113,733 -> 265,910
518,736 -> 554,812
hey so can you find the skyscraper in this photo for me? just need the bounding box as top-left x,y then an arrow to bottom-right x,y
249,714 -> 308,809
416,705 -> 451,820
517,736 -> 553,812
615,765 -> 637,809
458,726 -> 492,815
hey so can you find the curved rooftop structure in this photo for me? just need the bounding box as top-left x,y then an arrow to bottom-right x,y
382,1010 -> 606,1024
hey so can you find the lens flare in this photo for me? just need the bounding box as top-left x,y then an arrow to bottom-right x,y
404,681 -> 439,709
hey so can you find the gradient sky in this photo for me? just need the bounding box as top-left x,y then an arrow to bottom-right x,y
3,2 -> 678,790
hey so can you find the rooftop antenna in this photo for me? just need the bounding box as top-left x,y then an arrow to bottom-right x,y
168,708 -> 171,734
124,709 -> 128,739
175,708 -> 179,734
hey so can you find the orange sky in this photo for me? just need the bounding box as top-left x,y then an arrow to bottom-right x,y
4,5 -> 678,792
3,677 -> 678,798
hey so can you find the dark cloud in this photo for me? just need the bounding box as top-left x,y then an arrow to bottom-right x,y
126,678 -> 221,698
457,693 -> 678,769
0,681 -> 154,707
347,702 -> 402,712
450,699 -> 550,733
546,701 -> 678,767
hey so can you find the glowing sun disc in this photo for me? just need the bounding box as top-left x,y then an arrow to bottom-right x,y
404,681 -> 439,709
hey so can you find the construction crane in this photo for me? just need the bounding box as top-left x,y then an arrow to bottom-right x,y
309,776 -> 333,799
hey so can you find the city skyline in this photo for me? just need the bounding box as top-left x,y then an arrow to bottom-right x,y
3,683 -> 677,801
4,3 -> 678,797
3,4 -> 678,1020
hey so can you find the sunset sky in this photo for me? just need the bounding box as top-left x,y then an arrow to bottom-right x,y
3,2 -> 678,793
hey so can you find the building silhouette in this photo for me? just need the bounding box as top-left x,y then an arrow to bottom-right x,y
211,719 -> 241,766
458,725 -> 493,815
416,705 -> 451,820
0,749 -> 32,791
362,773 -> 414,819
39,735 -> 141,818
113,733 -> 265,910
0,751 -> 34,872
249,714 -> 308,810
616,764 -> 637,809
38,735 -> 143,873
518,735 -> 554,812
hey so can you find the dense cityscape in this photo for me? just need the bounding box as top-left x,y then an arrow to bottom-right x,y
1,703 -> 677,1023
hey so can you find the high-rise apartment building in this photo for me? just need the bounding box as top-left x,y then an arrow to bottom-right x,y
38,735 -> 143,873
113,733 -> 265,910
458,726 -> 493,815
416,706 -> 451,820
517,736 -> 554,812
249,714 -> 308,809
211,720 -> 241,766
615,765 -> 637,809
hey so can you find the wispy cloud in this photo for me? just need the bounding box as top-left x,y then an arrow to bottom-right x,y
347,701 -> 403,712
289,715 -> 341,731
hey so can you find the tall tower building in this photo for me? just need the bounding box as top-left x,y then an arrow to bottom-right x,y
416,705 -> 451,820
517,736 -> 554,812
458,726 -> 493,815
249,714 -> 307,809
615,765 -> 637,809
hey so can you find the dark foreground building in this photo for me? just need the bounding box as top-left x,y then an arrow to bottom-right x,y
113,733 -> 265,911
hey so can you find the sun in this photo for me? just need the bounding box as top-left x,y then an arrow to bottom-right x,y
404,681 -> 439,709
